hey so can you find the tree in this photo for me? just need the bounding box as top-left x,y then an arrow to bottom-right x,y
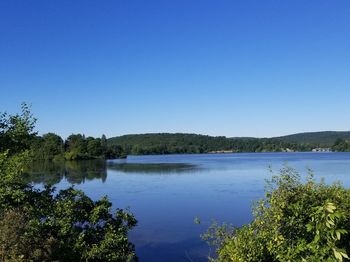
204,167 -> 350,262
0,105 -> 138,261
332,139 -> 350,152
64,134 -> 88,160
101,134 -> 107,150
32,133 -> 64,160
87,138 -> 102,157
0,102 -> 37,154
65,134 -> 86,152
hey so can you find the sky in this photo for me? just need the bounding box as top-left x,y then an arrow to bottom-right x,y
1,0 -> 350,138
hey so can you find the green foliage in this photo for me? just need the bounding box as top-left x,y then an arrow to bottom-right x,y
278,131 -> 350,148
204,167 -> 350,261
30,133 -> 125,161
0,103 -> 37,155
108,133 -> 310,155
62,134 -> 125,160
0,105 -> 137,261
332,139 -> 350,152
0,208 -> 57,261
31,132 -> 64,161
0,184 -> 138,261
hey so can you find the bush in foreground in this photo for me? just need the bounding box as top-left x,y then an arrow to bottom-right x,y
204,167 -> 350,261
0,105 -> 137,261
0,151 -> 138,262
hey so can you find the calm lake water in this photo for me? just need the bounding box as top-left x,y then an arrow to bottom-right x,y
27,152 -> 350,261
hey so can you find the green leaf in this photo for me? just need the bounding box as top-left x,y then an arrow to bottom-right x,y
340,252 -> 349,259
314,234 -> 320,242
336,231 -> 341,240
306,224 -> 313,232
334,249 -> 343,262
326,203 -> 337,213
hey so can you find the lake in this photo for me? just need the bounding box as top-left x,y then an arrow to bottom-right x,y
26,152 -> 350,261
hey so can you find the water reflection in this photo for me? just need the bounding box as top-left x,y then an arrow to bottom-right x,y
25,160 -> 200,185
25,160 -> 107,185
107,163 -> 198,174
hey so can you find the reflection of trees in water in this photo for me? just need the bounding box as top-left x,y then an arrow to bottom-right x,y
107,163 -> 199,174
25,160 -> 107,185
25,161 -> 201,184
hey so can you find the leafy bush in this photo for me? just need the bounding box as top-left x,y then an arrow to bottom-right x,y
0,105 -> 137,261
204,167 -> 350,261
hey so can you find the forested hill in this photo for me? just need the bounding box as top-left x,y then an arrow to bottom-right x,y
277,131 -> 350,147
107,133 -> 310,155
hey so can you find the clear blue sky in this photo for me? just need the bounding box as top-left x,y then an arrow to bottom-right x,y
1,1 -> 349,138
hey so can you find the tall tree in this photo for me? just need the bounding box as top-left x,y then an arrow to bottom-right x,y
32,133 -> 64,160
0,103 -> 37,154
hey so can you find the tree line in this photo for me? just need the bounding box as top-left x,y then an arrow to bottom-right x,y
108,133 -> 314,155
21,132 -> 350,159
31,133 -> 126,161
0,103 -> 126,161
277,131 -> 350,148
2,104 -> 349,163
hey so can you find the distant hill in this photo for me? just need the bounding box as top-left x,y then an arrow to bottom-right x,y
276,131 -> 350,147
108,133 -> 232,154
107,131 -> 350,155
107,133 -> 310,155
